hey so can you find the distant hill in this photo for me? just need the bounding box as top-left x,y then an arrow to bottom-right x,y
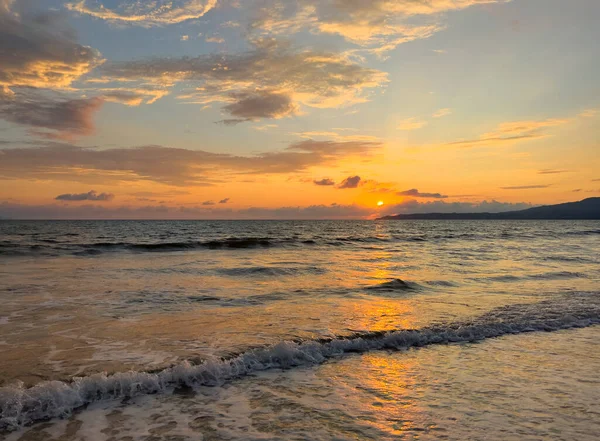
378,198 -> 600,220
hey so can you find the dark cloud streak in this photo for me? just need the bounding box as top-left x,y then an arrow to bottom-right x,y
500,185 -> 550,190
55,190 -> 114,201
538,169 -> 569,174
397,188 -> 448,199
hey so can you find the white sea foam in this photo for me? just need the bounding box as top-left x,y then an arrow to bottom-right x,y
1,293 -> 599,432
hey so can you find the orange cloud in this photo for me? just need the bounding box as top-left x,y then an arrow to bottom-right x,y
98,88 -> 170,106
66,0 -> 217,26
0,1 -> 103,91
252,0 -> 509,54
0,139 -> 381,186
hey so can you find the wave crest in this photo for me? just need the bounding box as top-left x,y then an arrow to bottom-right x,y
365,279 -> 421,292
1,293 -> 599,431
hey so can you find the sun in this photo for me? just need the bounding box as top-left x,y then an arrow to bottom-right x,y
377,201 -> 384,206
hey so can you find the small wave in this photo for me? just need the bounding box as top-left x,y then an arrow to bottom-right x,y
486,275 -> 522,282
565,229 -> 600,236
217,266 -> 327,277
432,233 -> 478,240
481,272 -> 586,283
542,255 -> 594,263
186,295 -> 222,303
528,271 -> 585,280
130,242 -> 202,251
1,237 -> 286,257
201,237 -> 274,249
88,241 -> 204,251
1,293 -> 599,431
333,237 -> 391,243
0,244 -> 59,257
0,247 -> 25,257
365,279 -> 421,292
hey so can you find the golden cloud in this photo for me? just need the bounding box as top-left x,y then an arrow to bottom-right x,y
251,0 -> 509,54
0,2 -> 103,91
66,0 -> 217,26
0,139 -> 382,186
100,39 -> 388,121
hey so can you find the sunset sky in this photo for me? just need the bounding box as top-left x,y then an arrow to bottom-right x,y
1,0 -> 598,219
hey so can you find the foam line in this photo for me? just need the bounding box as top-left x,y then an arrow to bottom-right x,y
1,294 -> 599,431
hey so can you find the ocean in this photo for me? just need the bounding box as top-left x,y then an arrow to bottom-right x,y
1,220 -> 599,440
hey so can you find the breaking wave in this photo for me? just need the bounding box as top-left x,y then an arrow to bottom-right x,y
2,293 -> 599,431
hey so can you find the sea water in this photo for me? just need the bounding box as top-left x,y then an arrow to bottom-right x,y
1,220 -> 599,439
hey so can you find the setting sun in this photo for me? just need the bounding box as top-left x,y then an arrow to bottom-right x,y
377,201 -> 384,206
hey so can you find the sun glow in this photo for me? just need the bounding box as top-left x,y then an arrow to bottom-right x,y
377,201 -> 384,206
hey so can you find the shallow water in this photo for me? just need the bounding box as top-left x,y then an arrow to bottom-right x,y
5,327 -> 600,441
1,220 -> 599,437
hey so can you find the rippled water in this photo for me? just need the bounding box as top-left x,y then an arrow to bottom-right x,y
1,220 -> 599,438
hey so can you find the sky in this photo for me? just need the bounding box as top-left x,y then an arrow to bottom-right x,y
0,0 -> 599,219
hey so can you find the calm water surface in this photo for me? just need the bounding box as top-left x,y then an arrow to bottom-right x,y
1,220 -> 599,439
